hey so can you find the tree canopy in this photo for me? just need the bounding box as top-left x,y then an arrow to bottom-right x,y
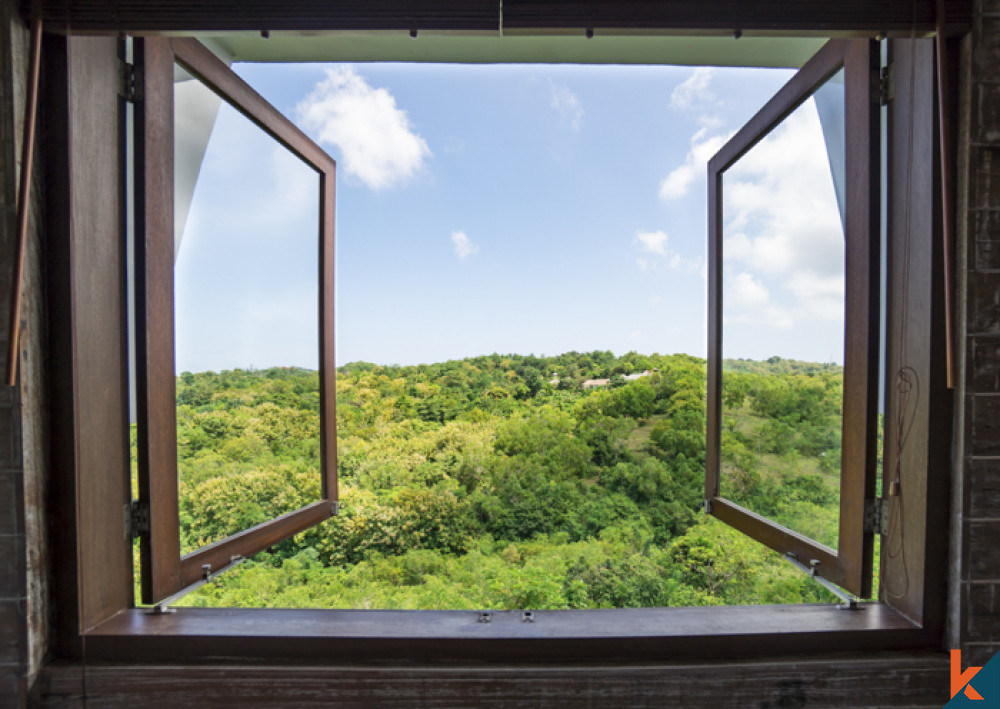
147,351 -> 847,609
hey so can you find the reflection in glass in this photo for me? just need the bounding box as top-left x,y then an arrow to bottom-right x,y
173,67 -> 322,555
719,72 -> 845,550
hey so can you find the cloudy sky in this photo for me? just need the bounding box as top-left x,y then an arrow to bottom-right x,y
174,59 -> 846,372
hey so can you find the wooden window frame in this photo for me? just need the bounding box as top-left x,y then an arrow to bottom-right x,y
704,39 -> 880,598
133,36 -> 339,603
39,25 -> 956,667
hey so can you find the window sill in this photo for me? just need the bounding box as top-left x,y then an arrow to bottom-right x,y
82,602 -> 929,663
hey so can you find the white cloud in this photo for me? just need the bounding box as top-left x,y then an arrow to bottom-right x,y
633,229 -> 701,274
296,66 -> 430,191
727,306 -> 796,330
711,98 -> 845,333
784,272 -> 844,322
451,230 -> 478,259
698,114 -> 725,129
671,68 -> 715,111
724,273 -> 795,329
635,229 -> 669,256
656,96 -> 845,335
659,127 -> 732,201
721,101 -> 845,324
727,272 -> 769,309
549,82 -> 584,132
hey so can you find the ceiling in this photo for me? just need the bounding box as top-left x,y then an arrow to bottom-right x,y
199,32 -> 828,68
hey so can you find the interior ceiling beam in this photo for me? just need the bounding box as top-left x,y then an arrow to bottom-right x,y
28,0 -> 970,36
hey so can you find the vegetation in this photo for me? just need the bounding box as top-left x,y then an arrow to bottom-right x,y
160,351 -> 845,609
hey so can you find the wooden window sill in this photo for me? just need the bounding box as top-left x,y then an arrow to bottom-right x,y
81,602 -> 929,663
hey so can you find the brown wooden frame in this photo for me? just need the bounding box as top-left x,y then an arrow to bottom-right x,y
35,26 -> 954,684
133,36 -> 339,604
705,38 -> 880,598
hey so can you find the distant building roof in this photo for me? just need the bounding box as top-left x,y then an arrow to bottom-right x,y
582,378 -> 610,389
622,370 -> 653,381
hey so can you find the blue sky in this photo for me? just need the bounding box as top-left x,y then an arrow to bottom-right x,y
174,60 -> 847,372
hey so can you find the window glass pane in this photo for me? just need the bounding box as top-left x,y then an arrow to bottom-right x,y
719,69 -> 845,550
173,65 -> 322,555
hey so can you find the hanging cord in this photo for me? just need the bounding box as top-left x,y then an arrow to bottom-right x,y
885,365 -> 917,598
5,13 -> 41,386
884,4 -> 920,601
935,0 -> 957,389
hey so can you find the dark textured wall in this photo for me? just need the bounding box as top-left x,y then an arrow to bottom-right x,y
0,0 -> 47,705
0,376 -> 26,709
0,0 -> 26,705
961,0 -> 1000,666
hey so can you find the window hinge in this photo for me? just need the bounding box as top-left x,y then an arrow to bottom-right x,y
864,498 -> 889,535
874,63 -> 894,106
118,60 -> 142,103
125,500 -> 150,539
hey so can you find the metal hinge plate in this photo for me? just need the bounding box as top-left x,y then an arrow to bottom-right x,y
864,498 -> 889,535
873,63 -> 894,106
118,61 -> 142,102
125,500 -> 150,539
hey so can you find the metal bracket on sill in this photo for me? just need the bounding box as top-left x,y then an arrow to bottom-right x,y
146,555 -> 245,615
784,553 -> 863,611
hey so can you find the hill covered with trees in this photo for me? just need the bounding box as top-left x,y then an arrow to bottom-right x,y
161,351 -> 845,608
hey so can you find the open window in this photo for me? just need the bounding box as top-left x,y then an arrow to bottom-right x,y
704,39 -> 880,598
26,15 -> 955,680
133,37 -> 339,603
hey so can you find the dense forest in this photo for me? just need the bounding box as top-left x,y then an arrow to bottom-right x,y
154,351 -> 849,609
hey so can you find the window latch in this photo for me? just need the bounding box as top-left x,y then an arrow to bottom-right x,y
124,500 -> 150,539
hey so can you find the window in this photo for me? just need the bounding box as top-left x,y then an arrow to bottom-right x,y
39,17 -> 953,670
135,42 -> 868,608
133,37 -> 338,603
704,39 -> 880,598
